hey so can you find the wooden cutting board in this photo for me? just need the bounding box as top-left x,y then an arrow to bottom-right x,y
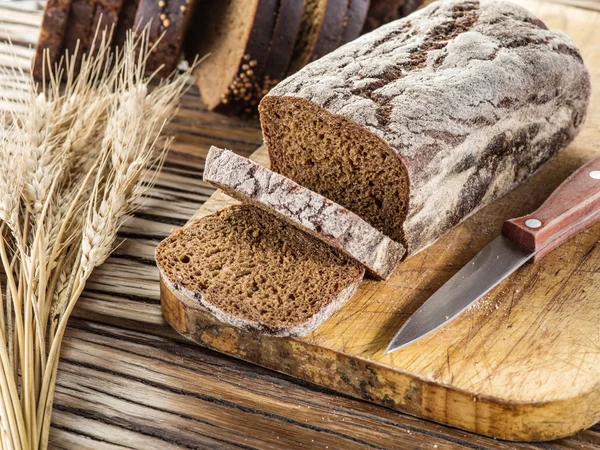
161,0 -> 600,442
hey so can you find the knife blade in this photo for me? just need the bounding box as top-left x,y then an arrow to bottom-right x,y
386,155 -> 600,354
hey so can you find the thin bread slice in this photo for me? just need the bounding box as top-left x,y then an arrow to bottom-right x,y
186,0 -> 279,115
62,0 -> 124,71
155,205 -> 364,337
288,0 -> 347,73
262,0 -> 305,88
113,0 -> 140,48
133,0 -> 196,76
32,0 -> 73,81
339,0 -> 369,45
204,146 -> 404,280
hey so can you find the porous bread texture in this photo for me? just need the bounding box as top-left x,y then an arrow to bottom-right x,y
204,146 -> 404,280
260,0 -> 591,256
155,205 -> 364,337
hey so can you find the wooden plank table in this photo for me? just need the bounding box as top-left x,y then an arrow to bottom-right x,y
0,1 -> 598,448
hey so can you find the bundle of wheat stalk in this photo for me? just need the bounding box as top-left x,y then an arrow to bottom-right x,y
0,29 -> 192,449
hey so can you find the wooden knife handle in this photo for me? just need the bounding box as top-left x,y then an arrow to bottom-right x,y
502,155 -> 600,262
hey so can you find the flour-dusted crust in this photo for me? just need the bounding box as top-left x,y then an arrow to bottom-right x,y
263,0 -> 591,256
204,146 -> 404,280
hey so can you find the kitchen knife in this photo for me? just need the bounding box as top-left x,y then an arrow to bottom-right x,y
386,155 -> 600,354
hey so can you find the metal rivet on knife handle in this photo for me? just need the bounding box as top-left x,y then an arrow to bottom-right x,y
502,155 -> 600,262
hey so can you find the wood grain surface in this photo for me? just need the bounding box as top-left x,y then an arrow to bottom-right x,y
0,0 -> 598,448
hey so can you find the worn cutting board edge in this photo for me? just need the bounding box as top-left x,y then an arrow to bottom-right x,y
160,0 -> 600,442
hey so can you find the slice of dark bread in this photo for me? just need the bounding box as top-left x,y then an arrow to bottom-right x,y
32,0 -> 73,81
288,0 -> 347,73
155,205 -> 364,337
339,0 -> 369,45
204,146 -> 403,280
362,0 -> 424,33
186,0 -> 279,115
260,0 -> 591,256
133,0 -> 195,76
113,0 -> 140,48
62,0 -> 124,69
262,0 -> 305,89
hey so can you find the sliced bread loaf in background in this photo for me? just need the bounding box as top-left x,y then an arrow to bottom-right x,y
260,0 -> 591,255
113,0 -> 140,48
204,146 -> 403,280
156,205 -> 364,337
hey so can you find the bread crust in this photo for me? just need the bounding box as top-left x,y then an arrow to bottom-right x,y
309,0 -> 348,63
134,0 -> 195,76
289,0 -> 348,73
189,0 -> 279,115
261,0 -> 591,256
204,146 -> 404,279
262,0 -> 305,85
113,0 -> 140,48
32,0 -> 73,81
362,0 -> 424,33
340,0 -> 369,45
63,0 -> 123,68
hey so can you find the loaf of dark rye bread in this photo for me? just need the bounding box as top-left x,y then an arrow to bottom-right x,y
260,0 -> 591,256
204,147 -> 404,280
156,205 -> 364,336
